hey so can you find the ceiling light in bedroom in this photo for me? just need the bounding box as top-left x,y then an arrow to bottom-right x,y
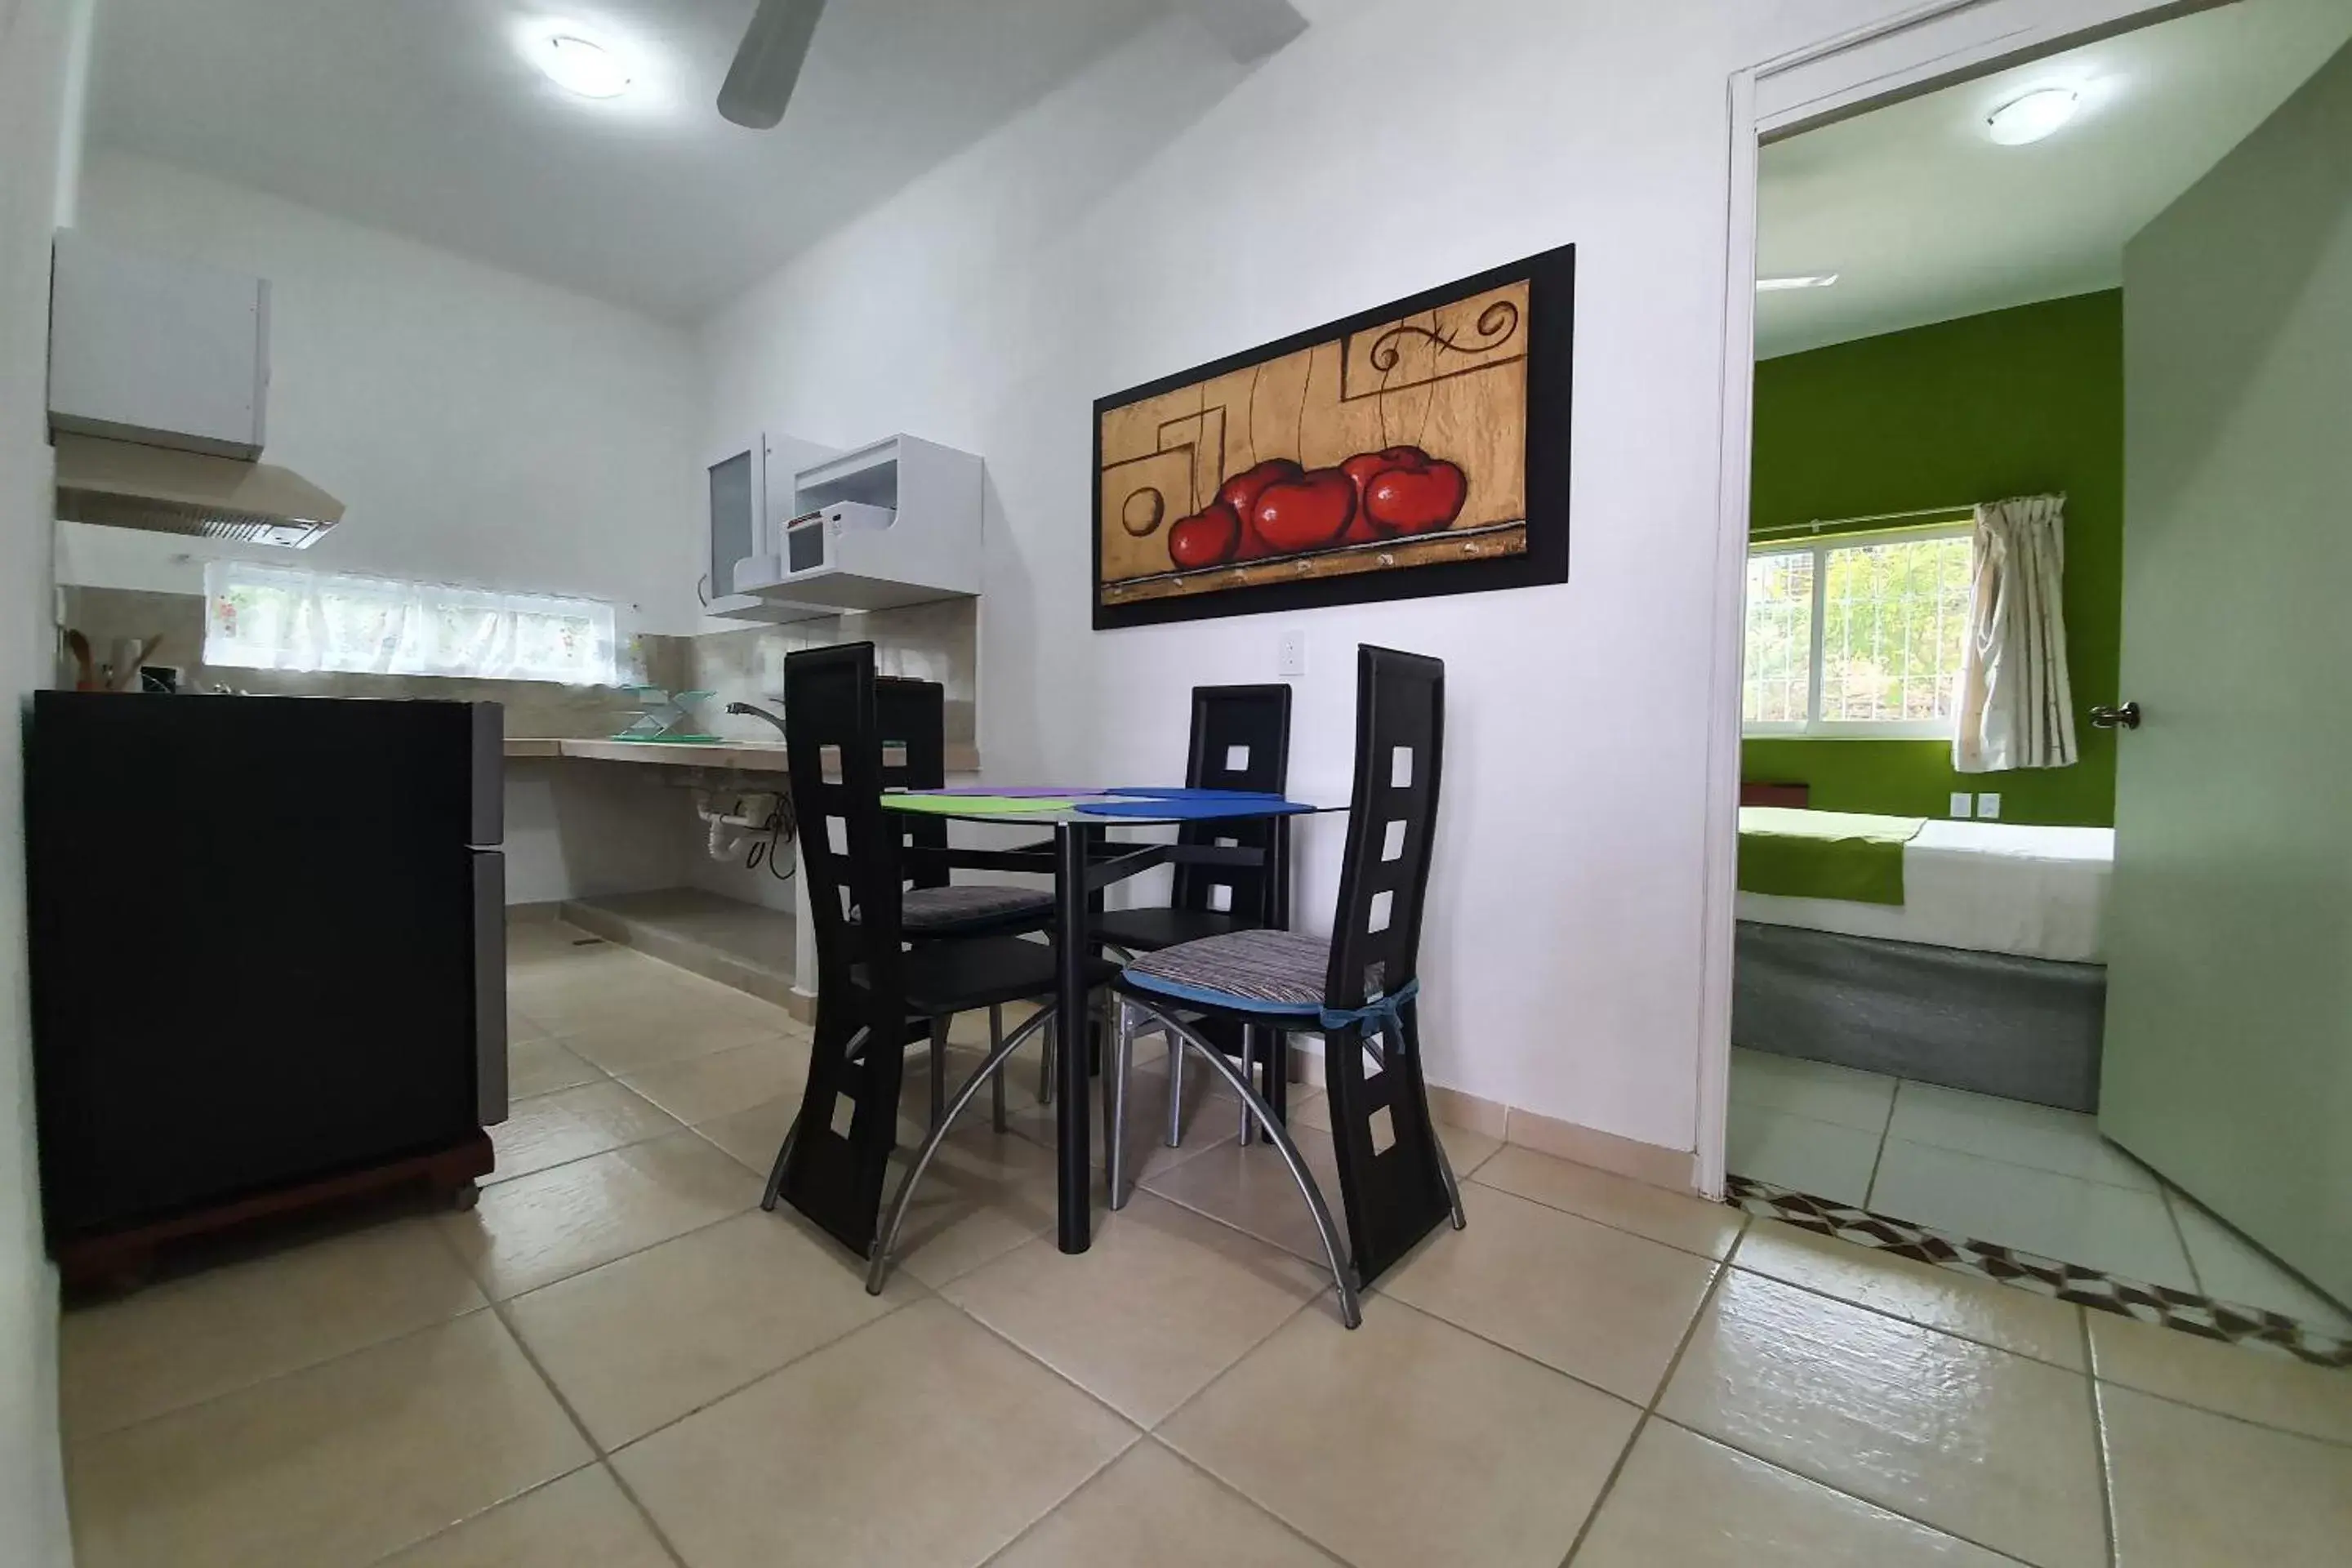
1986,87 -> 2078,145
537,33 -> 632,98
1756,274 -> 1839,292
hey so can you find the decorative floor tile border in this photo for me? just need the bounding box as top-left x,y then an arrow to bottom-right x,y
1726,1175 -> 2352,1371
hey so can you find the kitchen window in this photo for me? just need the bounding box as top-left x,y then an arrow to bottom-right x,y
1743,527 -> 1973,737
203,561 -> 620,685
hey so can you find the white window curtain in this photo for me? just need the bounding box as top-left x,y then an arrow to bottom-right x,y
203,561 -> 620,686
1954,494 -> 2078,773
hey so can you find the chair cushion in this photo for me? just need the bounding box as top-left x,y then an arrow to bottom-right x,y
853,936 -> 1117,1015
899,883 -> 1052,933
1094,906 -> 1252,954
1120,928 -> 1329,1016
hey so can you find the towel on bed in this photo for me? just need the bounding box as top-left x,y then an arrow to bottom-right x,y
1737,807 -> 1927,906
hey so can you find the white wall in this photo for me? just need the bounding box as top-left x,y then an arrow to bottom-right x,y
505,758 -> 697,906
62,151 -> 706,635
1,0 -> 90,1557
702,0 -> 1907,1159
60,152 -> 723,906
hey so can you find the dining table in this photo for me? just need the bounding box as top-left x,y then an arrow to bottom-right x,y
880,785 -> 1333,1254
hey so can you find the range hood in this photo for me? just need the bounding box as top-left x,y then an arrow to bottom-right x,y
47,229 -> 342,548
52,433 -> 343,549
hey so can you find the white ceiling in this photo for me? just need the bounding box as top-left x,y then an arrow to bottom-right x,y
1756,0 -> 2352,359
85,0 -> 1169,323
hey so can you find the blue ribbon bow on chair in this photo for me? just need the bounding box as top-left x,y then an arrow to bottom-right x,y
1318,978 -> 1420,1037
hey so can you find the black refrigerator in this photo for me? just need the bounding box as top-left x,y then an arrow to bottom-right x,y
26,692 -> 507,1276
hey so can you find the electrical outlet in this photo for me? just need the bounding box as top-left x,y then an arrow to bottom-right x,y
1276,628 -> 1307,678
1949,792 -> 1974,818
1976,792 -> 2002,820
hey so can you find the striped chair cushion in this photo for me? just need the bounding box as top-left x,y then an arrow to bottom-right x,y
900,883 -> 1052,932
1122,928 -> 1329,1014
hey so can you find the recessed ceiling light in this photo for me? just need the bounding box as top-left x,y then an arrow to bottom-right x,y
1757,274 -> 1839,292
1986,87 -> 2078,145
537,33 -> 631,98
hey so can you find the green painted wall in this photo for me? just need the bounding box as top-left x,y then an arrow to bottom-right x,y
1744,290 -> 2124,826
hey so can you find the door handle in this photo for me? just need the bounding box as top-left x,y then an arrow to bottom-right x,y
2089,702 -> 2141,731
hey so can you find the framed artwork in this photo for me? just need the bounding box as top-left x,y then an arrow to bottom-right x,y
1093,244 -> 1573,629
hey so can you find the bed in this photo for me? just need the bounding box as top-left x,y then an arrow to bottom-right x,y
1731,807 -> 2115,1111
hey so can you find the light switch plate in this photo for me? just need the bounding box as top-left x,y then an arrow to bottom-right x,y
1976,792 -> 2002,820
1276,628 -> 1307,678
1949,792 -> 1974,818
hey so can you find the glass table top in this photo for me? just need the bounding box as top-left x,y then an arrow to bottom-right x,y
878,786 -> 1338,826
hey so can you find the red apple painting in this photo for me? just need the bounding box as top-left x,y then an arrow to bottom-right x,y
1165,501 -> 1241,570
1250,468 -> 1358,554
1094,246 -> 1573,628
1364,452 -> 1468,534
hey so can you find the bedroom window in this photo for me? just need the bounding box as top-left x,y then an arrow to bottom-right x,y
1743,527 -> 1973,737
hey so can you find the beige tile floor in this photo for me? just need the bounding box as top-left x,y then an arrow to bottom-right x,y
1727,1049 -> 2352,1331
59,923 -> 2352,1567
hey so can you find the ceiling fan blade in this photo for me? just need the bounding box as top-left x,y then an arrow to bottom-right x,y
718,0 -> 827,130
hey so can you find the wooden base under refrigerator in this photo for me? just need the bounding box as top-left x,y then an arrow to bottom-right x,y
53,1130 -> 494,1293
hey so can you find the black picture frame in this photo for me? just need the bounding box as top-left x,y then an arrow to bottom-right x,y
1092,243 -> 1574,630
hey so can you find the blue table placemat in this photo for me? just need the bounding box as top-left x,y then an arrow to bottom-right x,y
1075,796 -> 1316,820
1102,786 -> 1290,800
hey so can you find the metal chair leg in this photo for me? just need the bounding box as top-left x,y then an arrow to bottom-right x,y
1107,995 -> 1136,1209
1164,1017 -> 1187,1148
1238,1026 -> 1258,1147
866,1005 -> 1053,1295
928,1016 -> 950,1129
760,1118 -> 797,1211
1147,1006 -> 1361,1328
988,1004 -> 1008,1134
1036,1011 -> 1056,1106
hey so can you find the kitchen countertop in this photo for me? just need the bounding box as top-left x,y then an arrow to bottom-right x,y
505,737 -> 790,772
506,737 -> 979,773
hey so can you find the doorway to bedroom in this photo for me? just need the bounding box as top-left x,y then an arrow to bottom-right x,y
1726,0 -> 2352,1349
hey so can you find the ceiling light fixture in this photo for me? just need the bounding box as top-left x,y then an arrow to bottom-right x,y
1985,87 -> 2078,145
537,33 -> 631,98
1756,274 -> 1839,292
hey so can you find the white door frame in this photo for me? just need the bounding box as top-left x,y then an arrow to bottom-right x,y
1691,0 -> 2221,1198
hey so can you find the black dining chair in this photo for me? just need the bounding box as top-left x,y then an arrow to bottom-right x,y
876,678 -> 1054,940
876,677 -> 1052,1131
1067,685 -> 1294,1138
1094,683 -> 1294,954
762,642 -> 1110,1262
1103,646 -> 1464,1328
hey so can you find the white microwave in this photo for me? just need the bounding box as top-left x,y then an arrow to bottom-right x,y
732,434 -> 981,612
778,501 -> 895,577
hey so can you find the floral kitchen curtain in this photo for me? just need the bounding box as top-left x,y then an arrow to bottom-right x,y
203,560 -> 619,685
1954,494 -> 2077,773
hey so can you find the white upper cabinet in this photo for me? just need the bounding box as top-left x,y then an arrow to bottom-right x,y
709,431 -> 982,619
702,430 -> 835,623
49,229 -> 270,459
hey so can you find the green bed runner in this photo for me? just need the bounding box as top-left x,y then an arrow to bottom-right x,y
1737,808 -> 1926,906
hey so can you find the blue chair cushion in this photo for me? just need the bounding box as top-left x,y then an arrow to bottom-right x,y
1121,928 -> 1329,1016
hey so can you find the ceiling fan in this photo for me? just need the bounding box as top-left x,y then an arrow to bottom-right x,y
717,0 -> 829,129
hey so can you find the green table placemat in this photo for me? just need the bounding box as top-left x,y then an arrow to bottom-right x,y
882,794 -> 1082,815
1737,807 -> 1925,906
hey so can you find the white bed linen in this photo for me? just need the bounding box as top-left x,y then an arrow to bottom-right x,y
1737,819 -> 2114,963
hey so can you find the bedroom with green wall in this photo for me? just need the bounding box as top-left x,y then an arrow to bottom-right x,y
1744,289 -> 2124,826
